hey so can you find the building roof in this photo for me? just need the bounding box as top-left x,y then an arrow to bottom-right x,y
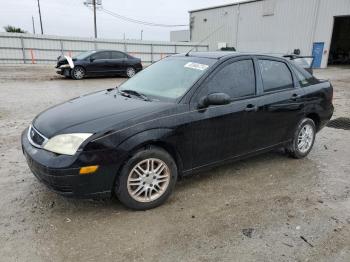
189,0 -> 261,13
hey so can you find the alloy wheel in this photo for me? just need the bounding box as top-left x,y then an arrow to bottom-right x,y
73,67 -> 85,79
127,158 -> 170,203
297,124 -> 314,153
126,67 -> 136,78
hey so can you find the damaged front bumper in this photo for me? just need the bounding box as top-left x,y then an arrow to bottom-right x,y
56,67 -> 71,77
56,55 -> 74,76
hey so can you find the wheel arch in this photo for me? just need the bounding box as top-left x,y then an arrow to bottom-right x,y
114,129 -> 184,184
305,112 -> 321,131
130,141 -> 184,176
73,64 -> 86,71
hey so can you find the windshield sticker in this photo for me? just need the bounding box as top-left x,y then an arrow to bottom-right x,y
184,62 -> 209,71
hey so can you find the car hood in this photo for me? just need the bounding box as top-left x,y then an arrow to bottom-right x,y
56,55 -> 77,68
33,90 -> 170,138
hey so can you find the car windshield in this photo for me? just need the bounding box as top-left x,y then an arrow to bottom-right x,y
73,51 -> 96,60
119,56 -> 216,101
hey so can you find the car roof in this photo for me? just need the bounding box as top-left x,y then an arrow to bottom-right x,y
93,49 -> 125,52
176,51 -> 288,60
176,51 -> 238,59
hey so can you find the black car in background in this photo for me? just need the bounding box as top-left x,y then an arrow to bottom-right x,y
23,52 -> 333,210
56,50 -> 143,80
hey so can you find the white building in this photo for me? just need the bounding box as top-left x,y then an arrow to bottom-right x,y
189,0 -> 350,68
170,30 -> 190,42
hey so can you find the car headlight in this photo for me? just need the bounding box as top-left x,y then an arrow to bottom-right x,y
59,64 -> 71,69
43,133 -> 93,156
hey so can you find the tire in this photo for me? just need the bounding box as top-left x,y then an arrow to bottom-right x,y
115,147 -> 178,210
125,67 -> 136,78
71,66 -> 85,80
286,118 -> 316,159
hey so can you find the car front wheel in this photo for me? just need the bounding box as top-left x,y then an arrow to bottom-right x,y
71,66 -> 85,80
115,147 -> 178,210
286,118 -> 316,159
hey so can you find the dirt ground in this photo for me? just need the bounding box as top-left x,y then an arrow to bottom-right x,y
0,65 -> 349,262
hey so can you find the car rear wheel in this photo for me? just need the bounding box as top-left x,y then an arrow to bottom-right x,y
71,66 -> 85,80
115,147 -> 178,210
126,67 -> 136,78
286,118 -> 316,159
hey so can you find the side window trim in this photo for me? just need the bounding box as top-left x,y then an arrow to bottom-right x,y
190,57 -> 257,105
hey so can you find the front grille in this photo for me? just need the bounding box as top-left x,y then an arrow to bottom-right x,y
28,125 -> 48,147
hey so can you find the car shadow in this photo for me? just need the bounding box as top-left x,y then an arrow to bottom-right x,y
33,149 -> 292,214
176,148 -> 288,191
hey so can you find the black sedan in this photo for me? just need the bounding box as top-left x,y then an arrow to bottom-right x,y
23,52 -> 334,210
56,50 -> 143,80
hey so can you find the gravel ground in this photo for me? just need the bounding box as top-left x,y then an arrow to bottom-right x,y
0,65 -> 349,262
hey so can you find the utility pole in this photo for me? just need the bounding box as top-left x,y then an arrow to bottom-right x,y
37,0 -> 44,34
141,30 -> 143,40
32,16 -> 36,34
93,0 -> 97,38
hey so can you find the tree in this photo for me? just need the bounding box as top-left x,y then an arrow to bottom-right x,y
4,25 -> 27,33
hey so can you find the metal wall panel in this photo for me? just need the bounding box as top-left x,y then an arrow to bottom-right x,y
0,36 -> 22,48
190,5 -> 238,50
63,41 -> 95,51
152,45 -> 176,53
170,30 -> 190,42
0,33 -> 208,65
190,0 -> 350,68
314,0 -> 350,67
96,42 -> 125,51
0,49 -> 22,59
127,44 -> 152,53
25,38 -> 61,50
237,0 -> 317,55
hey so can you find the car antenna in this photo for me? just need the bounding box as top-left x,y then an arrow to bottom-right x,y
185,24 -> 225,57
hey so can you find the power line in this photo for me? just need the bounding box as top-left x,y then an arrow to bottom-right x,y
101,8 -> 188,28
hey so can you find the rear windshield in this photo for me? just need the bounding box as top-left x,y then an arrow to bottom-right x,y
119,56 -> 216,101
291,64 -> 319,86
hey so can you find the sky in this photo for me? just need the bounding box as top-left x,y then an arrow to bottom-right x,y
0,0 -> 238,41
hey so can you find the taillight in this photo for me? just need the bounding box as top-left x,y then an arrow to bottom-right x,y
330,84 -> 334,103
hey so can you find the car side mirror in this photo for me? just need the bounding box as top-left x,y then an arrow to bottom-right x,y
197,93 -> 231,109
90,57 -> 95,62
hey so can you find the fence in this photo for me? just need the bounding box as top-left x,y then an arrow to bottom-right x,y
0,32 -> 209,65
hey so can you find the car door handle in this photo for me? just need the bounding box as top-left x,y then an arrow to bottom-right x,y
291,93 -> 301,100
245,104 -> 257,112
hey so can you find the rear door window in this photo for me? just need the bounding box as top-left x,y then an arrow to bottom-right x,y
111,51 -> 126,59
91,51 -> 110,60
258,59 -> 294,92
198,59 -> 256,100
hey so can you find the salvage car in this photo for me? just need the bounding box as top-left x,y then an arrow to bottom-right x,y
22,52 -> 334,210
56,50 -> 143,80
